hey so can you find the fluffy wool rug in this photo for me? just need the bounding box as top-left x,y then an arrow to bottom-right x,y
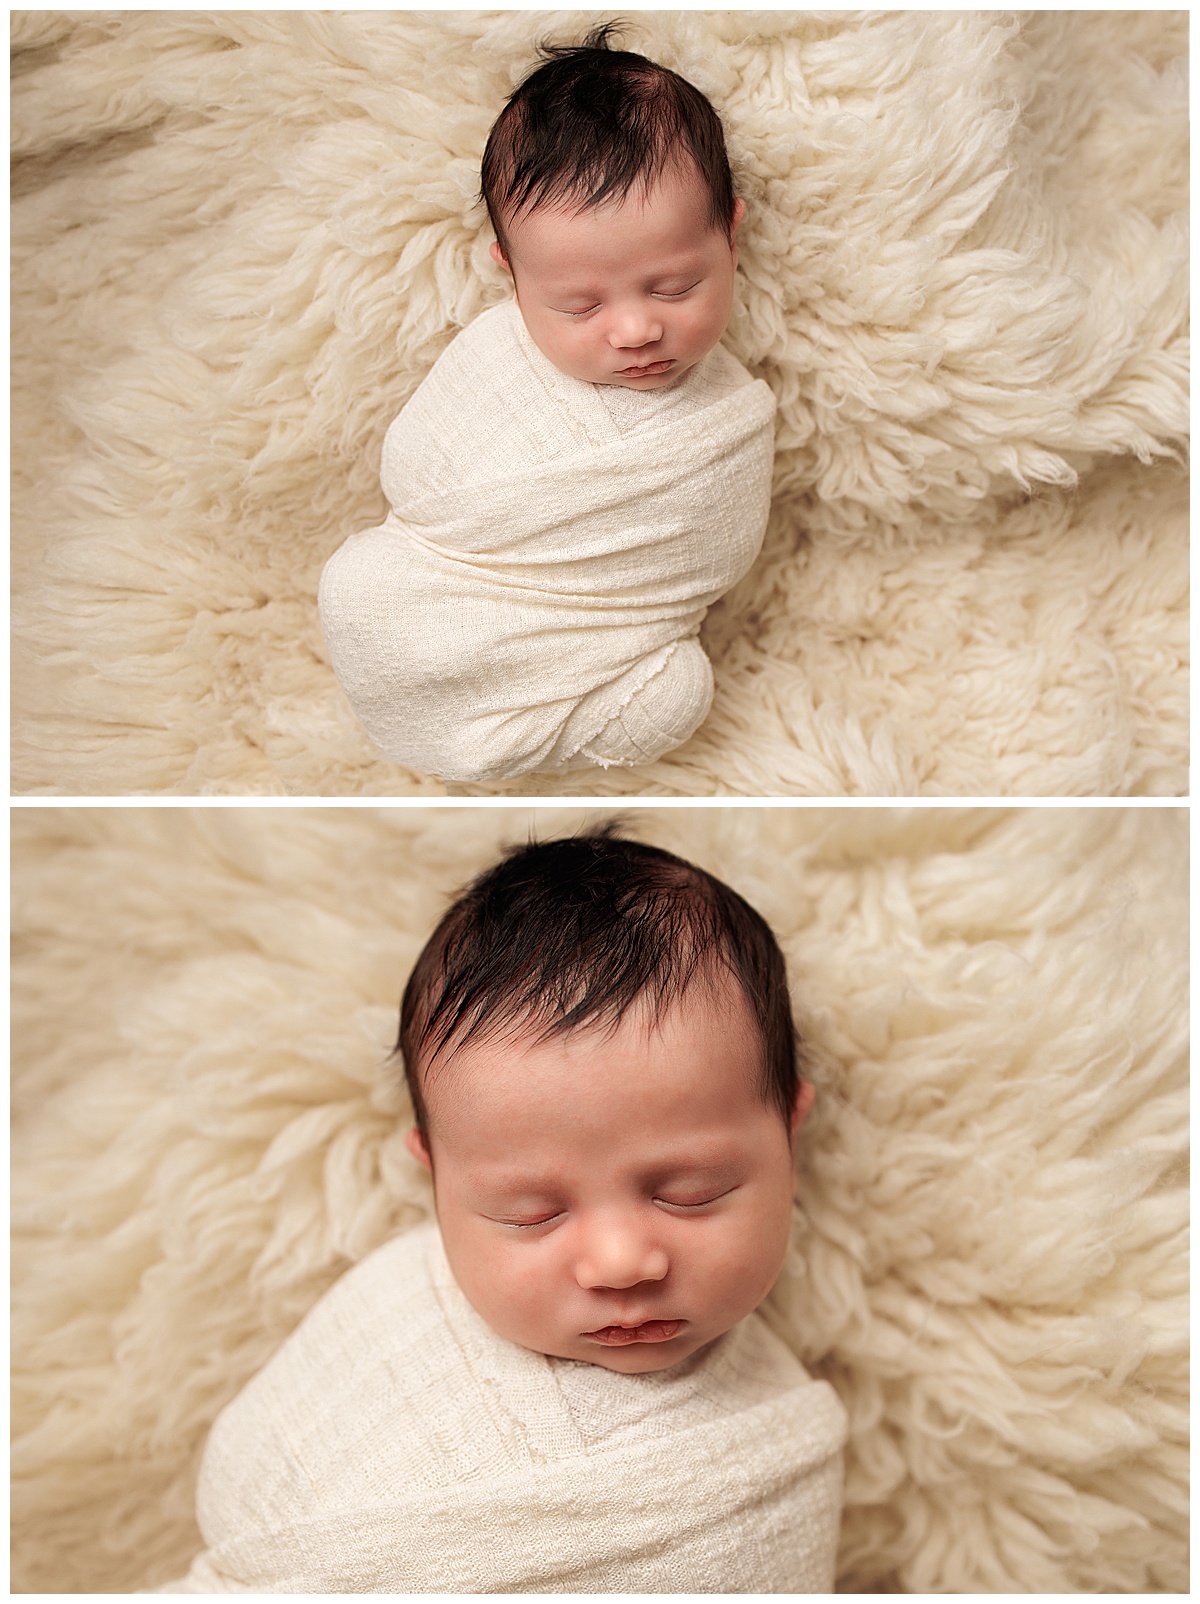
10,11 -> 1189,797
10,804 -> 1188,1593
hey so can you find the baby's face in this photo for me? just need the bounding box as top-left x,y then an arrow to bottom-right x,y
407,974 -> 808,1373
491,160 -> 745,389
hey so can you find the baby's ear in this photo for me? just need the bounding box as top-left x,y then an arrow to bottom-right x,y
405,1126 -> 433,1170
489,239 -> 512,275
728,198 -> 746,271
790,1078 -> 815,1139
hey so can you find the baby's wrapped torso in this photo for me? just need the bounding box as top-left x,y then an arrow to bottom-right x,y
319,301 -> 776,781
156,1222 -> 846,1593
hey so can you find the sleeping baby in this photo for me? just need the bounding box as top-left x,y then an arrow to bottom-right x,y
157,828 -> 846,1592
319,27 -> 776,782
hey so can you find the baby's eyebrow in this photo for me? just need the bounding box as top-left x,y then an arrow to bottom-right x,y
472,1173 -> 563,1200
648,1158 -> 741,1184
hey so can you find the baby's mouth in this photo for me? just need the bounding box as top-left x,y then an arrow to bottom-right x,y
616,358 -> 674,377
584,1319 -> 685,1345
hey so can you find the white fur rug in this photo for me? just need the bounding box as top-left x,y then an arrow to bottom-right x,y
11,806 -> 1188,1593
10,11 -> 1188,796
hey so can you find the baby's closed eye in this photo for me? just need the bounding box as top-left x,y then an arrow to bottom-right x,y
654,1184 -> 737,1211
559,282 -> 700,316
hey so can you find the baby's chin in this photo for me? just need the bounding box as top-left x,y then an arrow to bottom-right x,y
579,1336 -> 717,1374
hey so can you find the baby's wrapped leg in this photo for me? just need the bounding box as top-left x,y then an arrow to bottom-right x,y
569,637 -> 714,769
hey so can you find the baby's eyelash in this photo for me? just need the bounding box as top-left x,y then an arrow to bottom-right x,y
493,1212 -> 563,1229
655,1187 -> 733,1211
562,285 -> 699,317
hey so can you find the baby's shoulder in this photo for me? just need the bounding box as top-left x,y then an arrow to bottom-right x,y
205,1225 -> 443,1444
284,1221 -> 440,1351
378,299 -> 587,502
701,340 -> 771,408
400,299 -> 524,414
193,1223 -> 469,1535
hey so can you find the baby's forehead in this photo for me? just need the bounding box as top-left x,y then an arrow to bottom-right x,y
424,1006 -> 639,1084
441,968 -> 744,1051
507,156 -> 712,236
424,978 -> 762,1103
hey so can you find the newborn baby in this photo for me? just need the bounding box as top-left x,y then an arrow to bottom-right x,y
157,829 -> 846,1593
319,27 -> 776,782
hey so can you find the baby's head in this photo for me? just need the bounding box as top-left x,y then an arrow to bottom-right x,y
480,24 -> 745,390
400,826 -> 813,1373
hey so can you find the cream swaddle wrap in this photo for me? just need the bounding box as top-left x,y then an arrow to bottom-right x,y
157,1222 -> 846,1594
319,300 -> 776,782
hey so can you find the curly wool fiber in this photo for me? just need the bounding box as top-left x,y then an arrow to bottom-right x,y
11,11 -> 1188,795
11,806 -> 1187,1592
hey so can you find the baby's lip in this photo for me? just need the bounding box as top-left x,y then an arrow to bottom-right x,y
584,1319 -> 686,1345
616,358 -> 674,375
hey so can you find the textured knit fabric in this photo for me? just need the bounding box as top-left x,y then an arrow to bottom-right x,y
318,299 -> 776,782
155,1221 -> 846,1593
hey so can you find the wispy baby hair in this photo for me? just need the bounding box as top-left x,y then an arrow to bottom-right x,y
399,822 -> 799,1139
480,21 -> 737,262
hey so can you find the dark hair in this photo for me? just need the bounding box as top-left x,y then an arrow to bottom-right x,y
399,823 -> 799,1140
480,21 -> 737,262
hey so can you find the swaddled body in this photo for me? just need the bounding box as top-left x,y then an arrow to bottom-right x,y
157,1223 -> 846,1594
319,300 -> 775,782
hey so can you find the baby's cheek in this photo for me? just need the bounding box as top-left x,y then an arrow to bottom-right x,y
675,303 -> 720,357
714,1216 -> 787,1310
485,1241 -> 549,1312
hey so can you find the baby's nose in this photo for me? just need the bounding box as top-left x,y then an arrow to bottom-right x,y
575,1221 -> 668,1290
608,308 -> 664,349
